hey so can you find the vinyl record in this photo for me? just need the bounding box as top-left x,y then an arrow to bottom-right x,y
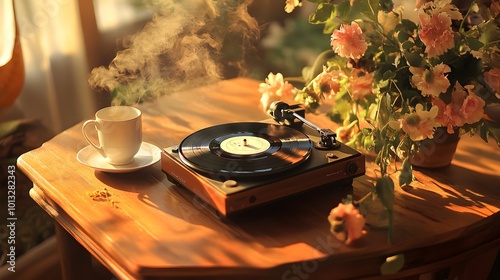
178,122 -> 312,178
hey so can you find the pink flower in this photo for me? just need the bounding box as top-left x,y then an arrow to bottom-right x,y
433,1 -> 463,21
433,96 -> 464,134
331,22 -> 367,60
440,104 -> 463,132
410,63 -> 451,97
484,68 -> 500,99
432,83 -> 484,133
491,2 -> 500,18
461,86 -> 486,124
401,104 -> 440,141
418,10 -> 455,57
415,0 -> 429,9
284,0 -> 302,13
349,69 -> 374,100
259,72 -> 294,110
328,203 -> 365,244
313,66 -> 342,97
336,121 -> 359,144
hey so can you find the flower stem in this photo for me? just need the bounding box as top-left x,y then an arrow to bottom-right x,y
284,77 -> 306,84
305,50 -> 335,82
357,191 -> 373,205
388,210 -> 394,243
459,0 -> 477,32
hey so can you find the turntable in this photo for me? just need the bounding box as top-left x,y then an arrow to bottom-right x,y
161,101 -> 365,216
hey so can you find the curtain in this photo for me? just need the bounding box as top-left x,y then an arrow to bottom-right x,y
3,0 -> 257,134
1,0 -> 153,134
0,0 -> 24,109
2,0 -> 98,134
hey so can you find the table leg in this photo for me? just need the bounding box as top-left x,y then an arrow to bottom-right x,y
55,223 -> 93,280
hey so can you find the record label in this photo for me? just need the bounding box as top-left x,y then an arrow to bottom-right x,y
220,136 -> 271,156
177,122 -> 312,178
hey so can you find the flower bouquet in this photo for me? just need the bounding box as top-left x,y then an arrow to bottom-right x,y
259,0 -> 500,243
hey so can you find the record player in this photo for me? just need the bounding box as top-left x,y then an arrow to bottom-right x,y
161,101 -> 365,216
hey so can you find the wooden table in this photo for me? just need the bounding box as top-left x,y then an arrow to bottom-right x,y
18,78 -> 500,279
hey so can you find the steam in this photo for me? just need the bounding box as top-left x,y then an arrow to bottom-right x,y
88,0 -> 259,105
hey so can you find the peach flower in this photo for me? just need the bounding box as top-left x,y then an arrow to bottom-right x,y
432,0 -> 463,21
432,98 -> 464,134
328,203 -> 365,245
336,120 -> 359,144
331,22 -> 367,60
313,66 -> 342,98
259,72 -> 294,110
349,69 -> 374,100
410,63 -> 451,97
401,104 -> 440,141
284,0 -> 302,13
415,0 -> 429,9
432,83 -> 485,133
461,86 -> 486,124
418,10 -> 455,57
491,2 -> 500,18
484,68 -> 500,99
433,95 -> 464,134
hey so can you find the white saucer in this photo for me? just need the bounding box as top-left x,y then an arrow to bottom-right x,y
77,142 -> 161,173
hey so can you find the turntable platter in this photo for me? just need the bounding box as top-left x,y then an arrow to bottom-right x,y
177,122 -> 312,178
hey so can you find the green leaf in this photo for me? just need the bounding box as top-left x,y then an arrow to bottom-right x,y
382,43 -> 399,54
380,254 -> 405,275
401,19 -> 418,33
379,80 -> 391,91
480,20 -> 500,48
479,120 -> 500,146
306,50 -> 336,82
401,40 -> 415,50
489,126 -> 500,146
376,176 -> 394,211
378,92 -> 393,126
309,3 -> 335,24
323,19 -> 340,34
398,158 -> 413,187
479,119 -> 490,143
397,31 -> 410,42
363,134 -> 373,150
330,99 -> 352,122
0,120 -> 24,139
372,128 -> 383,153
375,177 -> 395,243
336,1 -> 352,20
379,0 -> 394,13
366,102 -> 379,122
404,51 -> 424,67
382,70 -> 396,80
337,0 -> 381,22
465,37 -> 484,51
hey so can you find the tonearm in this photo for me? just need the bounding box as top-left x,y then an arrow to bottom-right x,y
268,101 -> 341,150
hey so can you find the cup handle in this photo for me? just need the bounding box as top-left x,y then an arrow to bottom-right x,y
82,120 -> 106,158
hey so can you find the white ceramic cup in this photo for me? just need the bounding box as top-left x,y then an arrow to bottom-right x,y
82,106 -> 142,165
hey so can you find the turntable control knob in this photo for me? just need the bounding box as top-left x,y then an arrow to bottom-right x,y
223,180 -> 238,188
346,162 -> 359,175
171,146 -> 179,153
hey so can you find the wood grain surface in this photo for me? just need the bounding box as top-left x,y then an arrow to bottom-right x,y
18,78 -> 500,279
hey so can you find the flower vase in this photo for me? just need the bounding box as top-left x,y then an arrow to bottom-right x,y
360,193 -> 390,229
410,128 -> 460,168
